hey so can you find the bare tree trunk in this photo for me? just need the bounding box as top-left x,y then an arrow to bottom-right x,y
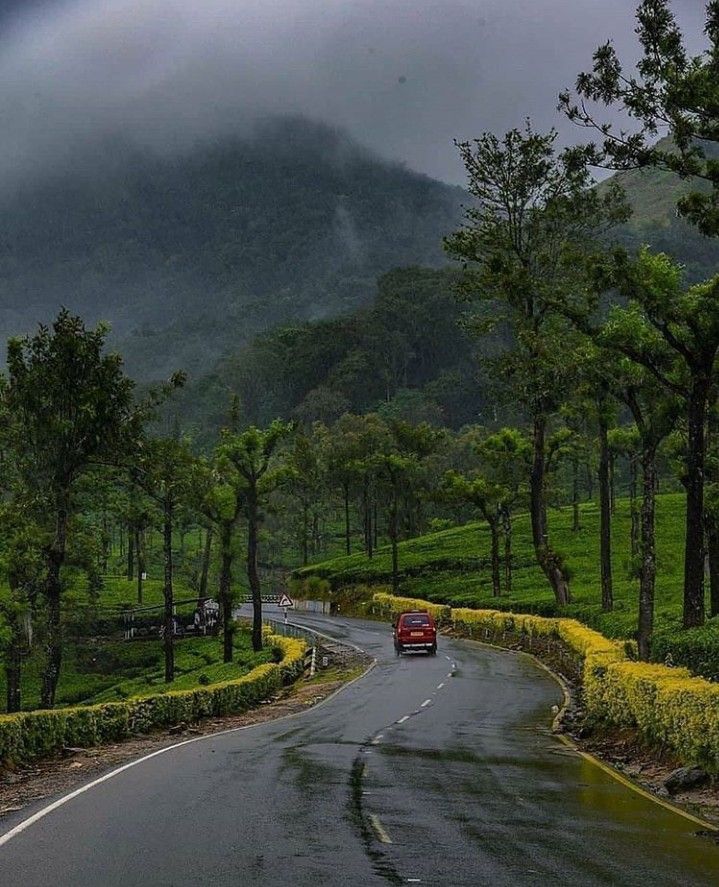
199,526 -> 212,600
637,449 -> 657,661
101,507 -> 109,573
301,502 -> 309,567
586,462 -> 594,500
40,496 -> 69,709
572,457 -> 580,532
343,482 -> 351,556
629,458 -> 639,559
363,480 -> 372,557
502,506 -> 512,594
136,526 -> 144,604
609,452 -> 616,515
5,613 -> 22,713
488,516 -> 501,597
162,499 -> 175,683
598,402 -> 613,612
683,375 -> 710,628
247,489 -> 263,652
219,523 -> 234,663
707,520 -> 719,618
707,396 -> 719,619
365,485 -> 374,560
389,489 -> 399,595
530,414 -> 571,605
126,521 -> 134,581
312,511 -> 320,555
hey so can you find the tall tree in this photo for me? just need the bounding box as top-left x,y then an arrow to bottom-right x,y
561,0 -> 719,237
606,249 -> 719,627
200,455 -> 245,663
475,427 -> 531,594
609,426 -> 642,559
286,431 -> 326,566
442,471 -> 505,596
375,421 -> 443,594
134,437 -> 198,682
217,421 -> 293,652
0,504 -> 42,713
5,311 -> 139,707
445,124 -> 628,606
597,361 -> 679,659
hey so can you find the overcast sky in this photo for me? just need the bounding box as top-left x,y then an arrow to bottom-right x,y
0,0 -> 709,186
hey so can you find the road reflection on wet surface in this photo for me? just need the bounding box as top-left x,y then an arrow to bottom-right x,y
2,609 -> 719,886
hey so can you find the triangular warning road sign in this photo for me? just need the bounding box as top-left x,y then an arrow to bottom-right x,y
278,593 -> 294,609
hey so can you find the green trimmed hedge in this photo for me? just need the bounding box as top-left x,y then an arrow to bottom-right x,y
374,592 -> 719,772
0,636 -> 306,767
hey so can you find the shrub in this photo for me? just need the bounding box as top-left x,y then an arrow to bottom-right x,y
368,591 -> 451,626
651,620 -> 719,680
0,635 -> 306,767
371,591 -> 719,772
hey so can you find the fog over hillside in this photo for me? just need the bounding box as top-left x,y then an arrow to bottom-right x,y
0,0 -> 707,187
0,1 -> 711,384
0,117 -> 464,380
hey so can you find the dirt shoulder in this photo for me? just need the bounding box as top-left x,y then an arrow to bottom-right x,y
0,658 -> 372,824
444,626 -> 719,833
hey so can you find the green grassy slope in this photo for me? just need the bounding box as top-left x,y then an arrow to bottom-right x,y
299,493 -> 714,659
0,630 -> 273,713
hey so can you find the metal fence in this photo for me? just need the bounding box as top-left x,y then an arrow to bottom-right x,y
261,615 -> 358,674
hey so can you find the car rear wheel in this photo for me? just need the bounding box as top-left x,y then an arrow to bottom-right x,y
428,645 -> 437,656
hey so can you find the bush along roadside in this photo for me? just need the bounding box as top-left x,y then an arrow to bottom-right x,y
0,635 -> 307,768
344,588 -> 719,774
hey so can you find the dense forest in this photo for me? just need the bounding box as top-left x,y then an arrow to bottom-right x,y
0,117 -> 464,381
168,266 -> 507,442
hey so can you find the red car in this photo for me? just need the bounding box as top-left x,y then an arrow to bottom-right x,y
393,611 -> 437,656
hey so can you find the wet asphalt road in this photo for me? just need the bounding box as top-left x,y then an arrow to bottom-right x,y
3,610 -> 719,886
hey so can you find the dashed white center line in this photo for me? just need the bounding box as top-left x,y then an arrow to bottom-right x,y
421,699 -> 432,708
397,715 -> 410,724
370,814 -> 393,844
436,682 -> 445,689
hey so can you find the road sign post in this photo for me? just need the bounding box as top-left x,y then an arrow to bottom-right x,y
277,593 -> 294,624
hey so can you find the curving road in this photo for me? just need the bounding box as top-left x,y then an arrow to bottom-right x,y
2,610 -> 719,886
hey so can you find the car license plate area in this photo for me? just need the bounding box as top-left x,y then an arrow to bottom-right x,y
410,631 -> 424,637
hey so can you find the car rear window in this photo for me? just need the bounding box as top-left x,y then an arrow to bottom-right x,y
401,614 -> 431,627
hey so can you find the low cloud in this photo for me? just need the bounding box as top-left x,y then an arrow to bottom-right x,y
0,0 -> 708,186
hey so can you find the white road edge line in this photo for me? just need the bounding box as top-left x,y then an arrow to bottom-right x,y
397,715 -> 410,724
0,657 -> 378,849
369,814 -> 393,844
436,683 -> 445,689
420,699 -> 431,708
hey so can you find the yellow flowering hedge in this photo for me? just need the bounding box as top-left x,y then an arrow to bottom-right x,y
368,591 -> 451,626
377,593 -> 719,770
0,635 -> 307,767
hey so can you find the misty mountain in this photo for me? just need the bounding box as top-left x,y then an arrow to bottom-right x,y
607,142 -> 719,282
0,117 -> 464,380
164,266 -> 499,444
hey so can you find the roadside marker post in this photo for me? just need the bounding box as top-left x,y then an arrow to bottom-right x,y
277,593 -> 294,625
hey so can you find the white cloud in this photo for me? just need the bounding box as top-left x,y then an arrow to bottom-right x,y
0,0 -> 708,186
